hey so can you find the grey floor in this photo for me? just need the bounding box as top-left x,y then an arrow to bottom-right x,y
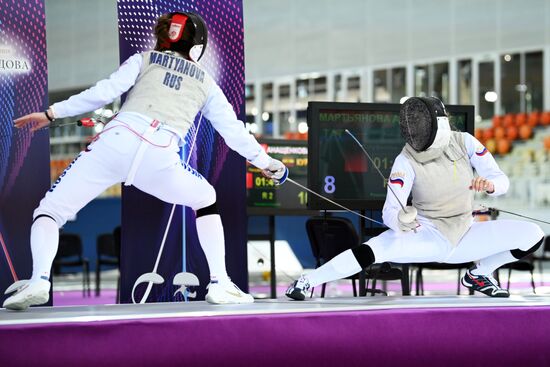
2,295 -> 550,326
4,261 -> 549,327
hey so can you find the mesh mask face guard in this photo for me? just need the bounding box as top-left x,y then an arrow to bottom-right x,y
399,97 -> 449,152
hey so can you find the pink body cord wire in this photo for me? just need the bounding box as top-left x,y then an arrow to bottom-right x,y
90,118 -> 178,148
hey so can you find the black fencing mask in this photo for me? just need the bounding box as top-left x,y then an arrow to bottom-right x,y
399,96 -> 451,152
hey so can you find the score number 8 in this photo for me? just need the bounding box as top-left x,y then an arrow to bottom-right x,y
324,176 -> 336,194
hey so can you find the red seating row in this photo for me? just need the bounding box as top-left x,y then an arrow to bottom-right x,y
492,111 -> 550,128
474,111 -> 550,155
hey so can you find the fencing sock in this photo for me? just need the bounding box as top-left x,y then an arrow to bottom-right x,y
195,214 -> 229,282
472,250 -> 517,276
30,216 -> 59,281
306,249 -> 363,287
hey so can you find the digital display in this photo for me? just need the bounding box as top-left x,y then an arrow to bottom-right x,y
247,139 -> 310,214
307,102 -> 474,210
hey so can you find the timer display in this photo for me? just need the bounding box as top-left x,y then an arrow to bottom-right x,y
247,139 -> 309,213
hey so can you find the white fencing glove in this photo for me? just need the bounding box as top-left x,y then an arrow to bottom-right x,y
397,206 -> 419,232
262,158 -> 288,185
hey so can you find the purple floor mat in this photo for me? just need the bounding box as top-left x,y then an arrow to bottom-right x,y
2,305 -> 550,367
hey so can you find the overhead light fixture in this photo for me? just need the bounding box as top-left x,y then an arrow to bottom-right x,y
484,91 -> 498,103
298,122 -> 308,134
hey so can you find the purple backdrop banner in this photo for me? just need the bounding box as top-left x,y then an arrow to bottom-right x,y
0,0 -> 51,304
117,0 -> 247,303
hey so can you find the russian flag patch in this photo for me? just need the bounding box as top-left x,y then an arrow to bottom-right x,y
475,146 -> 488,156
389,177 -> 404,187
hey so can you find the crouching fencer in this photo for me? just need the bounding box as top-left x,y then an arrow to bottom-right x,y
287,96 -> 544,300
4,12 -> 287,310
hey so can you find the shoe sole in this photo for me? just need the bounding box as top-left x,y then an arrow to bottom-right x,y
205,295 -> 254,305
285,289 -> 305,301
3,291 -> 49,311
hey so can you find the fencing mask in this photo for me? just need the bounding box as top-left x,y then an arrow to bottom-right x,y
163,12 -> 208,62
399,96 -> 451,152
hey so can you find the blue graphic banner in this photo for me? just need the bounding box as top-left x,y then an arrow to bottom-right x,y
0,0 -> 51,304
117,0 -> 247,303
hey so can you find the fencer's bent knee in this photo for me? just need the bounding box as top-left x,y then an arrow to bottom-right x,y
509,222 -> 545,259
511,236 -> 544,259
33,206 -> 65,228
190,183 -> 216,211
351,245 -> 375,269
196,202 -> 219,218
33,214 -> 57,225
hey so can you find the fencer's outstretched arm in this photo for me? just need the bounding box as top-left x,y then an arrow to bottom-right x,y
382,154 -> 415,232
201,84 -> 271,170
50,53 -> 143,118
463,133 -> 509,196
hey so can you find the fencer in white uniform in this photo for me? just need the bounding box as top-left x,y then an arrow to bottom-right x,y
4,12 -> 287,310
286,96 -> 544,300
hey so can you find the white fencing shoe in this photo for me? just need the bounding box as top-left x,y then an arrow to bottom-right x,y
461,269 -> 510,298
285,274 -> 311,301
3,278 -> 51,311
205,279 -> 254,304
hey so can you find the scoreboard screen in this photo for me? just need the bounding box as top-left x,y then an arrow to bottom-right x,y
307,102 -> 474,210
247,139 -> 310,214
